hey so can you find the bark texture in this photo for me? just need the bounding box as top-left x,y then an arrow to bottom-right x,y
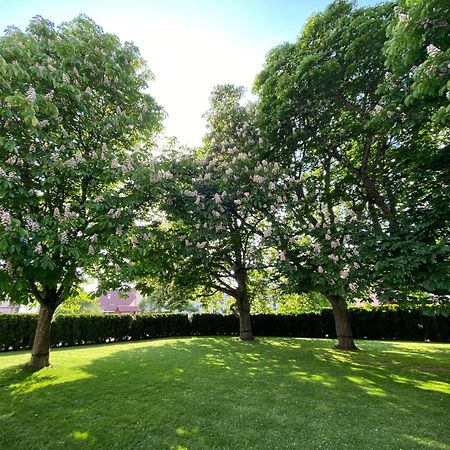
236,268 -> 254,340
327,294 -> 358,350
24,302 -> 56,370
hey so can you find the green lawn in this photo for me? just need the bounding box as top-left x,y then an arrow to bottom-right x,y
0,338 -> 449,450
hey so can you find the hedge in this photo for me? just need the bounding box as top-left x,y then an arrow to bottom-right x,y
0,310 -> 449,352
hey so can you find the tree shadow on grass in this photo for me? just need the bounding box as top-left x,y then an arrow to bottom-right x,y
0,337 -> 449,449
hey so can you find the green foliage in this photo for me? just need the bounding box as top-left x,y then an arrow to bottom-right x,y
384,0 -> 450,127
0,313 -> 190,351
55,289 -> 102,315
0,15 -> 163,306
1,309 -> 449,352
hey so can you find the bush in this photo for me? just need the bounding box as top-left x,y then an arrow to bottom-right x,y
0,309 -> 449,352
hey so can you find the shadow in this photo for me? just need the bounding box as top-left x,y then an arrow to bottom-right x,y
0,337 -> 449,449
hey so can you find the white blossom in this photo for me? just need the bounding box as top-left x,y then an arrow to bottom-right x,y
26,86 -> 36,102
426,44 -> 441,58
340,269 -> 350,279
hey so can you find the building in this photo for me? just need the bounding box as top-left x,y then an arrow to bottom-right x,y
98,290 -> 141,315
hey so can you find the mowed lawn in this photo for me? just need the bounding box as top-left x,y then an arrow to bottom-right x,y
0,338 -> 449,450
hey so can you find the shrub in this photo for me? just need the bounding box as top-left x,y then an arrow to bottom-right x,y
0,309 -> 449,352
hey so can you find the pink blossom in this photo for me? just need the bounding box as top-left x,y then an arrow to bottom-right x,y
0,210 -> 11,229
26,86 -> 36,102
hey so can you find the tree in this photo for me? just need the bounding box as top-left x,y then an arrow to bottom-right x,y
384,0 -> 450,127
0,16 -> 162,369
133,85 -> 288,340
254,0 -> 396,348
255,0 -> 449,338
55,289 -> 102,315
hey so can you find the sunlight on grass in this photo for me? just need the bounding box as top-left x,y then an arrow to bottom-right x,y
345,375 -> 387,397
289,371 -> 336,388
0,337 -> 449,449
72,431 -> 89,440
403,435 -> 450,449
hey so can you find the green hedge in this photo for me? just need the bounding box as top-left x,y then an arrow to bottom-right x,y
0,310 -> 449,352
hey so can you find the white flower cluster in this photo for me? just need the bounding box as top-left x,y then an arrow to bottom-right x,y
25,217 -> 40,232
0,209 -> 11,229
426,44 -> 441,58
26,86 -> 36,102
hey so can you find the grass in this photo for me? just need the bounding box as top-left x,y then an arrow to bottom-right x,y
0,338 -> 449,450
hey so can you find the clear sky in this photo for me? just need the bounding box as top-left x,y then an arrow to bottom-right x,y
1,0 -> 378,146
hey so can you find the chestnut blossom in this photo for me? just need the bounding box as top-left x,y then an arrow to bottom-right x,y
196,241 -> 207,249
353,262 -> 360,269
214,193 -> 221,204
313,243 -> 321,253
88,245 -> 95,255
35,243 -> 43,254
318,266 -> 324,274
26,86 -> 36,102
340,269 -> 349,279
330,240 -> 339,249
0,210 -> 11,229
426,44 -> 441,58
374,104 -> 383,113
263,229 -> 272,238
349,282 -> 358,291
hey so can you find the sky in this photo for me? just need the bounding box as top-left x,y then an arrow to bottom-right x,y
1,0 -> 377,147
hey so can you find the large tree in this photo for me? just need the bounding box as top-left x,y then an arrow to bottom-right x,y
132,85 -> 289,340
0,16 -> 162,369
254,1 -> 395,348
255,0 -> 449,322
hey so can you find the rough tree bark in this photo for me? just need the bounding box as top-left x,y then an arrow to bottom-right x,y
235,268 -> 254,341
326,294 -> 358,350
24,297 -> 58,370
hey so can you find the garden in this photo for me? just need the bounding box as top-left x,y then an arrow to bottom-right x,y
0,0 -> 449,448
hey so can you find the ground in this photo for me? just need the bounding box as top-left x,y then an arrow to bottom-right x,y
0,337 -> 449,449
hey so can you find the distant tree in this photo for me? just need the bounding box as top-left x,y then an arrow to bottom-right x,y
55,289 -> 102,315
0,16 -> 162,369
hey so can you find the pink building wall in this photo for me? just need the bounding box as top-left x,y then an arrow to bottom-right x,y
98,290 -> 140,314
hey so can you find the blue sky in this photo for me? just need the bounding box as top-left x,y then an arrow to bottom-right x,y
1,0 -> 379,146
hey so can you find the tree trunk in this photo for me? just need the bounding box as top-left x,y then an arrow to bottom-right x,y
326,294 -> 357,351
237,296 -> 253,340
24,302 -> 56,370
235,268 -> 254,341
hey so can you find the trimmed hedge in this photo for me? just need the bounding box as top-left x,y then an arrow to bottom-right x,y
0,310 -> 449,352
